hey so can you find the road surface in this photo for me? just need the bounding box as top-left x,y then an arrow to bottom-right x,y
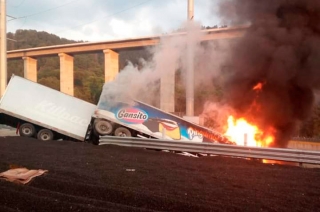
0,136 -> 319,211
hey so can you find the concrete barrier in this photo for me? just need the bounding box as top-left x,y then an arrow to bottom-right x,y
0,129 -> 17,137
288,140 -> 320,151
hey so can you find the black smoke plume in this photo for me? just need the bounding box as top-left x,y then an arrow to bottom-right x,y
217,0 -> 320,147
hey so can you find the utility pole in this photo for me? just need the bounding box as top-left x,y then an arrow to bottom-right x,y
188,0 -> 194,21
0,0 -> 7,97
186,0 -> 194,116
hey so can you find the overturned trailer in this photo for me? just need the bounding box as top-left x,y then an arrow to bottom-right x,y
0,75 -> 96,141
89,97 -> 235,145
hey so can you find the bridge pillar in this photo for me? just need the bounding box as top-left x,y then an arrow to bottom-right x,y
158,40 -> 175,113
22,57 -> 37,82
103,49 -> 119,82
160,69 -> 175,113
59,53 -> 74,96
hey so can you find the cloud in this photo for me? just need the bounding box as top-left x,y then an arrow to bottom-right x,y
7,0 -> 222,41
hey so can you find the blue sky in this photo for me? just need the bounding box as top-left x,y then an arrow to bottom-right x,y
6,0 -> 223,42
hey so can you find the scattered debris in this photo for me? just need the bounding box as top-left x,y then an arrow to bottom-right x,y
0,168 -> 48,184
176,152 -> 198,157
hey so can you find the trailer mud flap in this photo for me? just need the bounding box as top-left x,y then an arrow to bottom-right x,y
85,119 -> 99,144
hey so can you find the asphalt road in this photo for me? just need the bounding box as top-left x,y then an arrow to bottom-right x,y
0,136 -> 320,212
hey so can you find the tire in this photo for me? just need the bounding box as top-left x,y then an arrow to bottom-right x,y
19,123 -> 36,137
37,129 -> 54,141
94,120 -> 113,135
114,127 -> 132,137
90,131 -> 100,145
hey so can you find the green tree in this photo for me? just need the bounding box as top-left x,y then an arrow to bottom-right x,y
38,77 -> 59,91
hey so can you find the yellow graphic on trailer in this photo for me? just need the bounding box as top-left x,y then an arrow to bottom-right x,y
158,119 -> 181,140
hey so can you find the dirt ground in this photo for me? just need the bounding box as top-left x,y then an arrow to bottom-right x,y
0,136 -> 320,212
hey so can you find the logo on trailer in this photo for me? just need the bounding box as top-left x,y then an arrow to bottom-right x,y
187,127 -> 203,140
116,107 -> 148,124
35,100 -> 89,126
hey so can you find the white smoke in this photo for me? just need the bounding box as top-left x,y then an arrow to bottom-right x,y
99,21 -> 223,105
98,19 -> 235,132
201,101 -> 236,131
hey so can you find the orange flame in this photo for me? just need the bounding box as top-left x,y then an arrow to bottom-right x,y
224,116 -> 274,147
253,82 -> 263,91
223,80 -> 274,147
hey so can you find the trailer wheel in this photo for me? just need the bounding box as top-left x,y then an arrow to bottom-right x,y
37,129 -> 54,141
94,120 -> 113,135
19,123 -> 36,137
114,127 -> 132,137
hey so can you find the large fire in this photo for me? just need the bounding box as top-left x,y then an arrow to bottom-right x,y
224,116 -> 274,147
224,81 -> 274,147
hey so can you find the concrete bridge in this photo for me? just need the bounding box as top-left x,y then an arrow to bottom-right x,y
5,26 -> 247,112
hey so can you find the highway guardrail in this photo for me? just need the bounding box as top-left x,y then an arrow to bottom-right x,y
99,136 -> 320,164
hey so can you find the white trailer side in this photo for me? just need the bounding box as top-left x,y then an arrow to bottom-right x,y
0,75 -> 96,141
